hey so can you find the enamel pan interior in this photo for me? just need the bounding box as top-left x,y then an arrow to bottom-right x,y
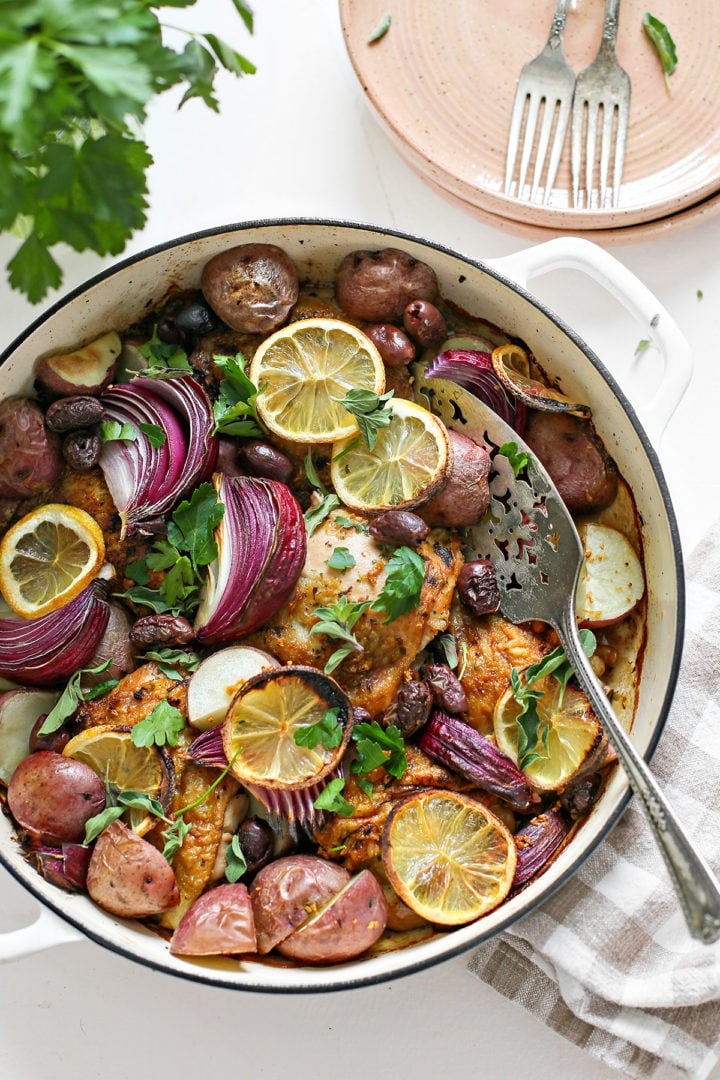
0,220 -> 684,991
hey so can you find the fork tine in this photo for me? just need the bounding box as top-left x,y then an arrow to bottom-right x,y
612,97 -> 630,207
571,100 -> 584,208
598,103 -> 614,207
517,93 -> 541,196
530,97 -> 557,201
543,95 -> 572,204
584,101 -> 600,209
504,93 -> 527,195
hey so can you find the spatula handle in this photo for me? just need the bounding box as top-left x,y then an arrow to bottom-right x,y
558,605 -> 720,944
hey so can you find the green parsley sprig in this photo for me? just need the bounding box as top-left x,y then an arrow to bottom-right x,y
138,326 -> 193,375
499,440 -> 530,477
0,1 -> 255,302
339,389 -> 394,451
130,699 -> 185,748
643,13 -> 678,91
212,353 -> 264,437
38,659 -> 116,736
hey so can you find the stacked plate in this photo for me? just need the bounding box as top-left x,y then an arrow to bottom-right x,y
340,0 -> 720,243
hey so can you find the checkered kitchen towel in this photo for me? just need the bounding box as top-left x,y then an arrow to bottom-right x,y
469,520 -> 720,1080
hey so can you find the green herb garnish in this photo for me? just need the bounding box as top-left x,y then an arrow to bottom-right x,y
212,353 -> 264,437
313,777 -> 354,817
635,339 -> 651,358
99,420 -> 138,443
499,440 -> 529,477
225,834 -> 248,883
83,790 -> 168,846
304,493 -> 341,537
142,647 -> 201,680
38,659 -> 114,736
371,546 -> 425,624
368,12 -> 392,43
130,699 -> 185,748
0,3 -> 255,302
326,546 -> 356,571
304,451 -> 326,492
643,13 -> 678,90
310,598 -> 373,674
138,326 -> 192,374
352,721 -> 407,781
334,515 -> 369,534
294,707 -> 343,750
339,389 -> 394,450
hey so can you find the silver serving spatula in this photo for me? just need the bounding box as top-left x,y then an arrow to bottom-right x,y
414,367 -> 720,943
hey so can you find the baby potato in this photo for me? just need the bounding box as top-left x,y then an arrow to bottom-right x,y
170,883 -> 257,956
7,750 -> 106,844
249,854 -> 350,954
87,820 -> 180,918
34,331 -> 121,397
277,870 -> 388,963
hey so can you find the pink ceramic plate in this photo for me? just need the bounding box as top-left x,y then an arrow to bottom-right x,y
341,0 -> 720,230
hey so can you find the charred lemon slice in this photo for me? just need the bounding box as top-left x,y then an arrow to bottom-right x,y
330,398 -> 450,512
493,674 -> 604,792
222,666 -> 352,789
249,317 -> 385,442
382,790 -> 516,926
0,504 -> 105,618
492,344 -> 591,418
63,725 -> 173,836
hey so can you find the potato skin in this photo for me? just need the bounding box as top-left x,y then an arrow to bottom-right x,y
276,870 -> 388,963
249,854 -> 350,954
170,883 -> 257,956
0,397 -> 63,499
524,411 -> 618,513
420,429 -> 490,527
7,751 -> 106,844
34,331 -> 121,397
87,820 -> 180,917
201,243 -> 299,333
335,248 -> 438,322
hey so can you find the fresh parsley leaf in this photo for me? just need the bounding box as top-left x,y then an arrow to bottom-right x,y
83,805 -> 124,846
225,834 -> 248,883
83,678 -> 120,701
138,422 -> 166,448
99,419 -> 137,443
167,482 -> 225,568
313,777 -> 354,817
38,659 -> 114,735
368,12 -> 392,43
142,648 -> 201,680
339,389 -> 394,450
326,546 -> 356,571
500,440 -> 529,477
304,493 -> 340,537
310,598 -> 372,674
352,722 -> 407,779
294,708 -> 343,750
162,816 -> 193,863
635,339 -> 651,358
371,547 -> 425,624
130,699 -> 185,748
643,13 -> 678,88
212,353 -> 264,437
138,326 -> 192,373
334,514 -> 369,533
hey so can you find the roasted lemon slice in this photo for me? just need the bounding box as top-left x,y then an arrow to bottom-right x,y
0,503 -> 105,619
382,790 -> 516,926
493,674 -> 604,791
63,725 -> 172,836
492,344 -> 590,417
222,666 -> 352,789
330,397 -> 450,512
249,317 -> 385,442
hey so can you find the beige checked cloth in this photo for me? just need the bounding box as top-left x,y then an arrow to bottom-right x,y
468,520 -> 720,1080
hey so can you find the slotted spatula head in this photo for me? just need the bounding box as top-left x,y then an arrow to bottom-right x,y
412,367 -> 583,631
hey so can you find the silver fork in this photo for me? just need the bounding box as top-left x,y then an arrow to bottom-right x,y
504,0 -> 575,204
571,0 -> 631,209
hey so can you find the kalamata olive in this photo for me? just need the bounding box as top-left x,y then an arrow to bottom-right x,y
457,559 -> 501,616
174,300 -> 217,336
201,243 -> 299,333
130,614 -> 195,647
0,397 -> 63,498
236,817 -> 274,876
352,706 -> 372,726
369,509 -> 429,548
214,436 -> 247,477
392,680 -> 432,738
560,772 -> 603,819
335,248 -> 438,322
424,663 -> 468,715
45,395 -> 104,432
363,323 -> 416,366
61,428 -> 101,470
156,317 -> 187,347
237,439 -> 294,484
403,299 -> 447,348
28,716 -> 70,755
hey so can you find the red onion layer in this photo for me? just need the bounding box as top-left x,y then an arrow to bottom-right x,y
426,349 -> 526,433
0,581 -> 110,686
194,475 -> 306,645
99,374 -> 218,534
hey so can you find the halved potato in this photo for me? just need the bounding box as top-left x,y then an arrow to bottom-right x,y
575,523 -> 645,627
277,870 -> 388,963
34,331 -> 121,396
187,646 -> 280,731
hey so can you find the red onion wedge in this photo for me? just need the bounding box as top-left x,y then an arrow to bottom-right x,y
426,349 -> 527,433
99,374 -> 217,534
0,581 -> 110,687
194,475 -> 306,645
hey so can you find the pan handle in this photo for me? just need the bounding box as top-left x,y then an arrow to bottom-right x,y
0,903 -> 84,962
486,237 -> 692,446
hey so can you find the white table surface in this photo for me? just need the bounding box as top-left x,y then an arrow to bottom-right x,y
1,3 -> 718,1078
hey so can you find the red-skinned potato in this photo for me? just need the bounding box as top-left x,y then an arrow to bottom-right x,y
7,751 -> 106,844
249,854 -> 350,954
575,523 -> 645,627
87,819 -> 180,917
276,869 -> 388,963
34,331 -> 121,397
170,883 -> 257,956
201,244 -> 299,333
0,397 -> 63,498
419,429 -> 490,527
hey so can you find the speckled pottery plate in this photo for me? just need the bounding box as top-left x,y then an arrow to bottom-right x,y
341,0 -> 720,231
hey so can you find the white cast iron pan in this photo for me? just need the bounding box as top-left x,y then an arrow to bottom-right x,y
0,221 -> 691,991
